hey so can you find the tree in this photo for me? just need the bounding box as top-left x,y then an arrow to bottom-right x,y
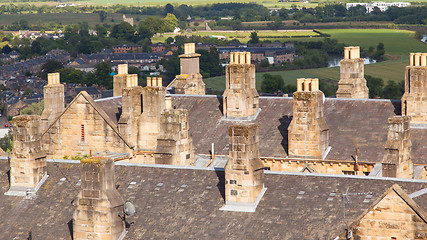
40,59 -> 63,80
248,31 -> 259,44
95,24 -> 108,38
1,45 -> 12,54
0,130 -> 13,154
165,37 -> 174,44
165,3 -> 174,14
128,66 -> 140,75
261,74 -> 284,93
20,100 -> 44,115
99,11 -> 107,22
366,75 -> 384,98
94,62 -> 113,89
383,80 -> 404,99
259,59 -> 269,67
110,22 -> 135,42
163,13 -> 179,32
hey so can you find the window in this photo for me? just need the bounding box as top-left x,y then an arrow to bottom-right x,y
342,171 -> 355,175
81,124 -> 85,141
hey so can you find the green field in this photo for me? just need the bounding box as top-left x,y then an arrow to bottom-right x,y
321,29 -> 427,57
204,28 -> 427,91
204,59 -> 409,92
153,30 -> 320,43
0,13 -> 145,26
83,0 -> 319,8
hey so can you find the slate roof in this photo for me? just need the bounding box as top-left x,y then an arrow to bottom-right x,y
1,159 -> 427,239
95,95 -> 427,164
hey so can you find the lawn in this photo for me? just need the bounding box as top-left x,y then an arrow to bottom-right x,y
84,0 -> 318,8
321,29 -> 427,57
204,28 -> 427,91
0,13 -> 146,26
204,58 -> 410,91
152,30 -> 320,43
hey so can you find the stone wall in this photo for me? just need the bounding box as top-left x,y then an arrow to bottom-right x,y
73,156 -> 125,240
170,43 -> 205,95
41,72 -> 64,131
225,124 -> 264,203
288,80 -> 329,159
336,46 -> 369,99
223,52 -> 259,119
118,74 -> 142,147
42,92 -> 130,159
138,77 -> 165,151
9,115 -> 46,190
382,116 -> 413,178
350,186 -> 427,240
155,103 -> 194,166
262,158 -> 375,175
113,64 -> 129,97
401,53 -> 427,124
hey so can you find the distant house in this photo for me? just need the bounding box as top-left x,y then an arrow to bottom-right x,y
112,44 -> 142,54
150,43 -> 166,52
217,45 -> 295,64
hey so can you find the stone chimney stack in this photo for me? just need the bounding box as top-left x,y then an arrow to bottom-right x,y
118,74 -> 142,147
6,115 -> 47,196
382,116 -> 413,178
288,78 -> 329,159
336,46 -> 369,99
223,52 -> 259,120
401,53 -> 427,124
221,124 -> 266,212
41,72 -> 64,130
113,64 -> 129,97
169,43 -> 205,95
138,77 -> 166,151
73,156 -> 125,240
155,96 -> 195,166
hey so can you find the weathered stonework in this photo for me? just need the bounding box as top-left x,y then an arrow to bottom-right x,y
262,158 -> 375,175
118,74 -> 142,147
138,77 -> 166,152
382,116 -> 413,179
113,64 -> 130,97
345,185 -> 427,240
223,52 -> 259,119
336,46 -> 369,99
224,124 -> 265,204
168,43 -> 205,95
155,97 -> 195,165
401,53 -> 427,124
41,72 -> 64,131
73,156 -> 125,240
288,78 -> 329,159
7,115 -> 46,194
42,91 -> 131,159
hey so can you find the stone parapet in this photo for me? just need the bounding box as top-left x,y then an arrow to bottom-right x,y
382,116 -> 413,178
337,46 -> 369,99
224,124 -> 265,205
402,53 -> 427,124
7,115 -> 47,194
113,64 -> 129,97
223,52 -> 259,119
41,72 -> 64,131
288,89 -> 329,158
73,156 -> 125,240
155,106 -> 194,166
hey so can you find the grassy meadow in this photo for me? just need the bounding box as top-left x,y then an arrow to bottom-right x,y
204,28 -> 427,91
153,30 -> 321,43
0,13 -> 145,26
